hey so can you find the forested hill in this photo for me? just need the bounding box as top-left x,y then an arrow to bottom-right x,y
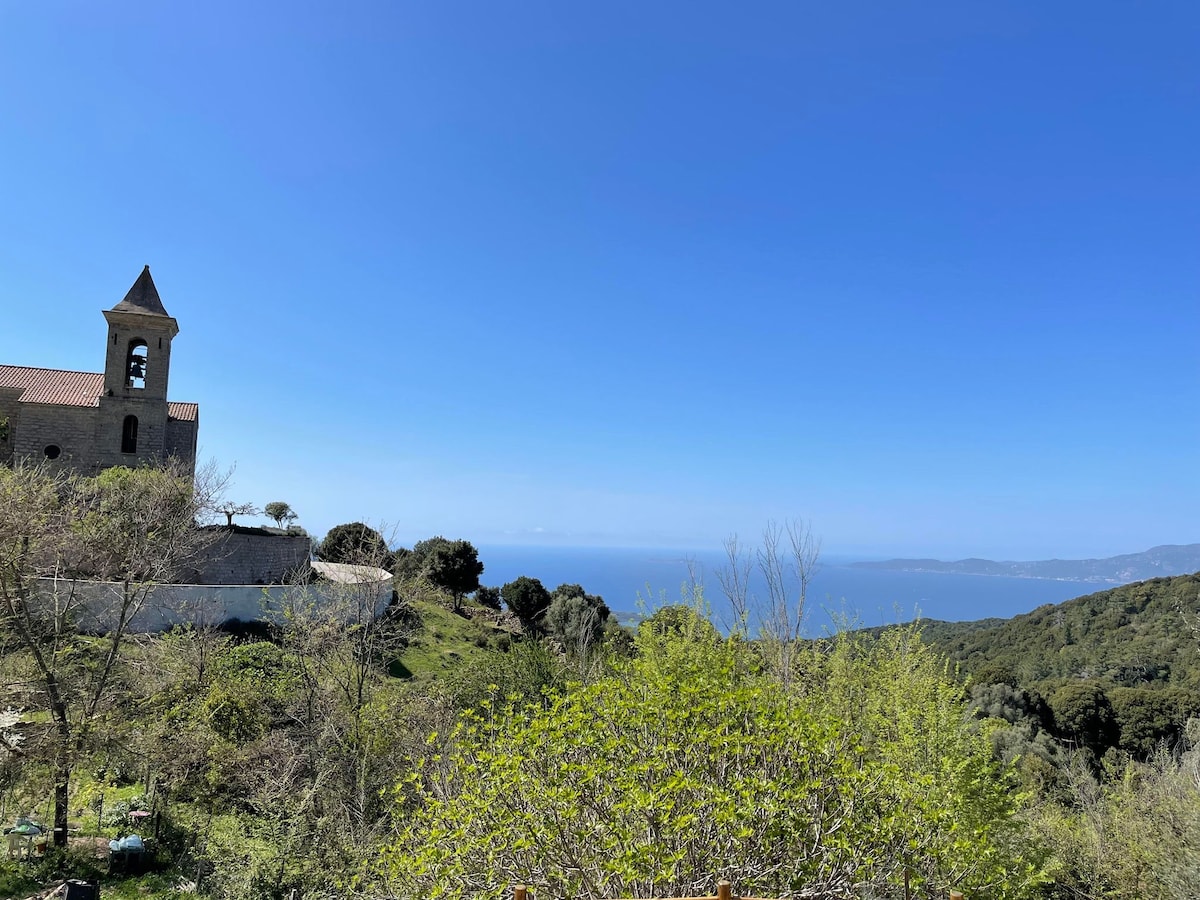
852,543 -> 1200,583
916,573 -> 1200,692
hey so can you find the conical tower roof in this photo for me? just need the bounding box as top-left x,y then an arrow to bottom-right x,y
111,265 -> 170,316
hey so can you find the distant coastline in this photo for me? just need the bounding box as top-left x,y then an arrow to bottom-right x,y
849,543 -> 1200,585
477,545 -> 1103,634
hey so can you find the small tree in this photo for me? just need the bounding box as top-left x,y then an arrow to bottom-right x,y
501,576 -> 552,632
393,536 -> 451,581
717,518 -> 820,685
1052,681 -> 1120,759
545,584 -> 610,656
475,586 -> 502,610
264,501 -> 297,529
425,540 -> 484,612
318,522 -> 392,567
217,501 -> 260,527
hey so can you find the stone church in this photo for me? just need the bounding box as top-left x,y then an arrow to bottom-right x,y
0,266 -> 199,475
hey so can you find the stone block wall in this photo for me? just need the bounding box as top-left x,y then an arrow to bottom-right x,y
93,396 -> 169,472
12,404 -> 98,471
187,530 -> 312,585
165,417 -> 198,470
2,400 -> 194,474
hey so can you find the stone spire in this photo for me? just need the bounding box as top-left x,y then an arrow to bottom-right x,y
111,265 -> 170,316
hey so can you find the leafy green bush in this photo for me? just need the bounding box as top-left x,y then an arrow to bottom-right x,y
376,620 -> 1046,899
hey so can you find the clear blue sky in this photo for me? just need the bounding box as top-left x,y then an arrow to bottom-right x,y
2,2 -> 1197,559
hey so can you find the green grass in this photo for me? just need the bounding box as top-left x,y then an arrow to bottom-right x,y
393,595 -> 513,681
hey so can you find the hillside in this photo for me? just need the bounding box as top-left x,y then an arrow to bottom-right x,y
915,572 -> 1200,692
852,543 -> 1200,583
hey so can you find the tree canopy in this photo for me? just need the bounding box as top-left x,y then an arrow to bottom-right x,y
263,500 -> 297,529
544,583 -> 611,654
500,575 -> 552,631
0,462 -> 216,845
317,522 -> 392,567
424,538 -> 483,611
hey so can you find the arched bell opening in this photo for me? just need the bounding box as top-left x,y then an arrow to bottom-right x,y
126,339 -> 148,389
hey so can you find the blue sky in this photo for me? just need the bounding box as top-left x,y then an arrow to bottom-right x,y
2,1 -> 1197,559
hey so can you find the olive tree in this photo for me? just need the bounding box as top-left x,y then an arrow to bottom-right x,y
264,501 -> 297,529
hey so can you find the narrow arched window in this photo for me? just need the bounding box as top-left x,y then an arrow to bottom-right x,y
121,415 -> 138,454
126,339 -> 148,389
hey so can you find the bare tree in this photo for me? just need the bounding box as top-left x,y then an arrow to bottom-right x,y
758,519 -> 820,645
216,501 -> 259,527
0,461 -> 218,845
279,528 -> 414,850
716,519 -> 820,685
715,534 -> 753,637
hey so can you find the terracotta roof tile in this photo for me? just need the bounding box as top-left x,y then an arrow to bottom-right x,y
0,366 -> 102,407
0,366 -> 197,417
168,402 -> 199,422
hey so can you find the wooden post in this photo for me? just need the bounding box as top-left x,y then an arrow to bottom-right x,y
717,880 -> 732,900
904,868 -> 911,900
949,891 -> 964,900
514,885 -> 528,900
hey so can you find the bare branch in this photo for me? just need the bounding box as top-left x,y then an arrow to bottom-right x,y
715,534 -> 752,637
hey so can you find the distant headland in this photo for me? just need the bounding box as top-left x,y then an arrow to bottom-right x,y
849,543 -> 1200,584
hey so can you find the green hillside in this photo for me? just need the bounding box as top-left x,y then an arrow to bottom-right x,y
918,572 -> 1200,692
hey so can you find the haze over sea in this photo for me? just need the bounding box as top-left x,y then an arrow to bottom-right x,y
478,545 -> 1100,636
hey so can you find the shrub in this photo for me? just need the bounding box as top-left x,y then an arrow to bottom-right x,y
377,624 -> 1046,899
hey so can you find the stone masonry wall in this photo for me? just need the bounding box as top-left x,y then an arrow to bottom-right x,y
93,396 -> 169,472
6,400 -> 194,474
165,417 -> 198,469
12,404 -> 99,471
189,531 -> 312,585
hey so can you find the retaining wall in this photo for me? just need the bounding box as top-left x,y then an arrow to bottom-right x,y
37,577 -> 393,634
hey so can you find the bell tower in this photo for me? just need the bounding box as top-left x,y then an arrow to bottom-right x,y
95,266 -> 180,468
101,265 -> 179,399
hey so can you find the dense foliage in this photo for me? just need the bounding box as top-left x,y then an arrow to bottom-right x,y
376,614 -> 1046,899
316,521 -> 392,566
920,575 -> 1200,692
501,575 -> 552,631
917,575 -> 1200,765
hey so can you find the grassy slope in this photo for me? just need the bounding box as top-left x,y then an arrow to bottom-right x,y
391,595 -> 516,680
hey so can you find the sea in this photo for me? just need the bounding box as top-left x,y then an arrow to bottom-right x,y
476,544 -> 1110,637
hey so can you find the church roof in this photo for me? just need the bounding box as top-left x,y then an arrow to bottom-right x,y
0,365 -> 102,407
111,265 -> 170,316
168,402 -> 199,422
0,365 -> 197,421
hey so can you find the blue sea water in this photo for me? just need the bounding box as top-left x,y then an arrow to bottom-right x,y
476,544 -> 1107,636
